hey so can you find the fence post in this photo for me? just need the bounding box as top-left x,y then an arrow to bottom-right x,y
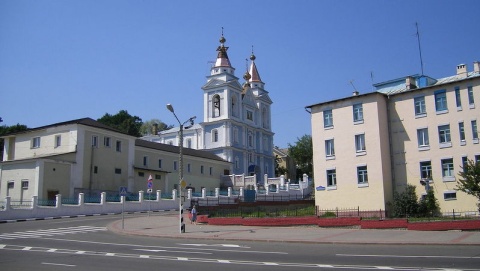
228,187 -> 232,197
453,209 -> 455,220
357,206 -> 360,217
4,196 -> 11,211
201,188 -> 206,198
55,194 -> 62,209
139,191 -> 144,203
101,192 -> 106,205
32,196 -> 38,210
156,190 -> 161,201
336,207 -> 338,218
78,193 -> 84,206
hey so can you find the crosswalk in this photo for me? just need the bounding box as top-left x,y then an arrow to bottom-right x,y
0,226 -> 107,240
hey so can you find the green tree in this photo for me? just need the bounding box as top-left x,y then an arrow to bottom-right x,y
274,155 -> 288,177
288,134 -> 313,179
392,184 -> 419,217
0,123 -> 28,160
417,189 -> 440,217
97,110 -> 143,137
140,119 -> 174,136
456,159 -> 480,211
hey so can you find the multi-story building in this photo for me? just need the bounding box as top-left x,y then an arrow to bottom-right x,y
0,118 -> 230,201
307,62 -> 480,213
145,33 -> 275,183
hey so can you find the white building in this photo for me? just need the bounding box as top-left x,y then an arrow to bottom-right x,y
145,33 -> 275,183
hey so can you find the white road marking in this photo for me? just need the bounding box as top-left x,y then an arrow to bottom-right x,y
0,226 -> 107,240
337,253 -> 480,259
218,260 -> 231,263
179,243 -> 248,248
42,262 -> 76,267
133,248 -> 210,255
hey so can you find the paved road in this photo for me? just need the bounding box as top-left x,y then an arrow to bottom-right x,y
1,212 -> 480,271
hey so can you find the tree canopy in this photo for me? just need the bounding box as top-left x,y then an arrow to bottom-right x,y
0,123 -> 28,160
97,110 -> 143,137
288,134 -> 313,179
456,159 -> 480,211
140,119 -> 174,136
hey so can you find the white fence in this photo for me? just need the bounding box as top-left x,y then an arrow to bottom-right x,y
1,176 -> 313,221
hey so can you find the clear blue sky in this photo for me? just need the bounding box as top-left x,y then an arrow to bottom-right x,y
1,0 -> 479,147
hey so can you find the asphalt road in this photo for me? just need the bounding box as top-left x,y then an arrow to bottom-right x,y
0,213 -> 479,271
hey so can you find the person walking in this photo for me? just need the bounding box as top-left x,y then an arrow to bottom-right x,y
191,205 -> 197,225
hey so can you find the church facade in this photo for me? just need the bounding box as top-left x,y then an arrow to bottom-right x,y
147,34 -> 275,183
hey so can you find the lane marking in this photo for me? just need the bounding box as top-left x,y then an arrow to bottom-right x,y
337,254 -> 480,259
42,262 -> 76,267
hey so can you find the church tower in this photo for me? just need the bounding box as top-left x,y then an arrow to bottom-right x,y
201,32 -> 275,182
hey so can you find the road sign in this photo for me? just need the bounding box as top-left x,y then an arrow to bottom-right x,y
180,179 -> 187,189
147,180 -> 153,189
147,188 -> 153,193
119,186 -> 128,196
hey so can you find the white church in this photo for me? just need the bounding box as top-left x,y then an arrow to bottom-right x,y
144,33 -> 275,184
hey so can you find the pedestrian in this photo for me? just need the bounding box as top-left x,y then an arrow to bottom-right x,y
191,205 -> 197,225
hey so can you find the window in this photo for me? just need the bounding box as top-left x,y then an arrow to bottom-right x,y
92,135 -> 98,147
325,139 -> 335,158
420,161 -> 432,179
246,110 -> 253,121
231,96 -> 238,117
104,136 -> 111,147
116,140 -> 122,152
186,138 -> 192,148
462,156 -> 468,173
355,134 -> 366,153
435,90 -> 448,112
173,161 -> 177,171
444,191 -> 457,200
414,96 -> 426,116
167,141 -> 173,145
248,153 -> 254,163
262,107 -> 269,129
158,159 -> 162,168
455,87 -> 462,108
201,165 -> 204,174
212,129 -> 219,142
441,158 -> 454,178
353,104 -> 363,122
138,172 -> 145,177
143,156 -> 148,167
323,109 -> 333,128
187,163 -> 191,173
472,120 -> 478,141
155,174 -> 161,180
55,135 -> 61,148
263,136 -> 268,151
7,181 -> 14,189
32,137 -> 40,148
212,94 -> 221,117
357,166 -> 368,184
457,122 -> 466,142
209,167 -> 213,175
417,128 -> 429,147
326,169 -> 336,187
248,132 -> 253,147
94,166 -> 98,174
233,127 -> 239,143
115,168 -> 122,174
468,86 -> 474,107
21,180 -> 29,189
438,124 -> 451,145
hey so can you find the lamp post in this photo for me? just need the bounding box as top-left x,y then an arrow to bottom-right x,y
166,103 -> 196,233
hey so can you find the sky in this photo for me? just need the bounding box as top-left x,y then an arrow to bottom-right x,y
1,0 -> 479,148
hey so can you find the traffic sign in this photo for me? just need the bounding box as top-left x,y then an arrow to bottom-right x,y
180,179 -> 187,189
147,181 -> 153,189
147,188 -> 153,193
119,186 -> 128,196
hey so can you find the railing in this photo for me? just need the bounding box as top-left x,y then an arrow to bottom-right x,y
204,204 -> 316,218
9,200 -> 33,208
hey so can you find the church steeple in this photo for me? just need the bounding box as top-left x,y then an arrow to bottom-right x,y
249,47 -> 262,83
214,28 -> 232,68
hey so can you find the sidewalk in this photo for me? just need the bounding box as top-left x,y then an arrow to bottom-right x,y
107,212 -> 480,246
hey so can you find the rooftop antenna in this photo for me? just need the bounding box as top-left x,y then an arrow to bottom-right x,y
415,22 -> 425,76
350,80 -> 359,96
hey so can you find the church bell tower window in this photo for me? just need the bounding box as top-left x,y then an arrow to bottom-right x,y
213,95 -> 221,117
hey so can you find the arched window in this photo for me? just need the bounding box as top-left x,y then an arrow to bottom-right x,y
186,138 -> 192,148
262,107 -> 268,128
235,156 -> 239,169
212,95 -> 221,117
231,95 -> 238,117
212,129 -> 219,142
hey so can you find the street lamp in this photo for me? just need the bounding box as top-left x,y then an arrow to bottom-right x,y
166,103 -> 196,233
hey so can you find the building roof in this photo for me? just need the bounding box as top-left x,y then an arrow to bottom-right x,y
135,139 -> 230,163
1,117 -> 129,137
